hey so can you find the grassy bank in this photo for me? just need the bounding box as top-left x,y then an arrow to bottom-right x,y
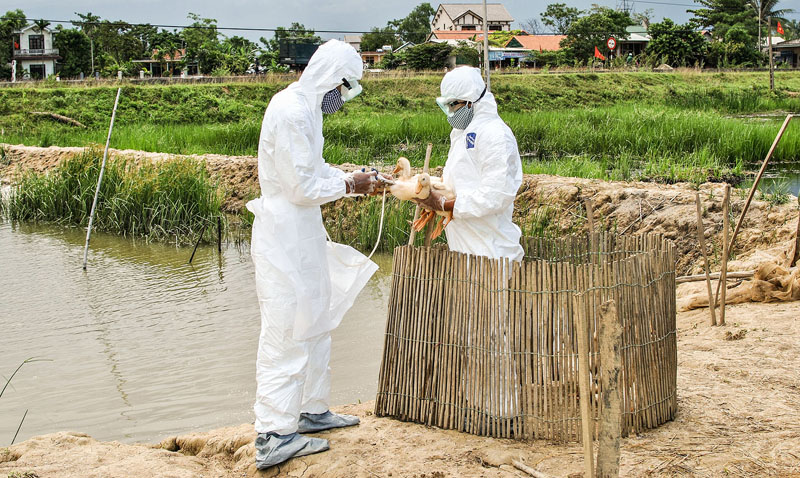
1,71 -> 799,185
3,150 -> 224,243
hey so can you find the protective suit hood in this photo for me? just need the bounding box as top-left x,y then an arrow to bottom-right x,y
439,66 -> 499,123
297,39 -> 363,107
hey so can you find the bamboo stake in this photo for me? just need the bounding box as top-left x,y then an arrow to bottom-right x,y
715,114 -> 793,299
408,143 -> 433,246
82,87 -> 122,271
597,300 -> 621,478
790,209 -> 800,268
720,185 -> 731,326
575,270 -> 595,478
694,193 -> 717,326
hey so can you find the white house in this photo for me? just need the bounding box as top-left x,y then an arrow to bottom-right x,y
13,24 -> 60,79
431,3 -> 514,32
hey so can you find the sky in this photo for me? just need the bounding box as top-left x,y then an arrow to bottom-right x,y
3,0 -> 799,43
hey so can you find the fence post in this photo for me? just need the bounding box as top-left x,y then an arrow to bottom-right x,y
597,300 -> 622,478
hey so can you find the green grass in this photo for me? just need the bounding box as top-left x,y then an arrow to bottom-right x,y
4,150 -> 224,242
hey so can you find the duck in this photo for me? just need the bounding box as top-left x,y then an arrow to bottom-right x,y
412,173 -> 455,240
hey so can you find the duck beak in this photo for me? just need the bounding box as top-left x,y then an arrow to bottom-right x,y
392,165 -> 401,174
415,182 -> 423,194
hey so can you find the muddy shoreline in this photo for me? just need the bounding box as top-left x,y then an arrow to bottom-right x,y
2,301 -> 799,478
2,143 -> 797,274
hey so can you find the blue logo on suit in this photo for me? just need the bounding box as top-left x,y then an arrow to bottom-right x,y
466,132 -> 476,149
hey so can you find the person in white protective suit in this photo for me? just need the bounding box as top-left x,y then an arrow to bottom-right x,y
416,66 -> 524,262
415,67 -> 524,433
245,39 -> 382,469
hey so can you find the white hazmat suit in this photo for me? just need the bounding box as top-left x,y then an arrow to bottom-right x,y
440,67 -> 524,262
438,67 -> 523,429
246,40 -> 378,439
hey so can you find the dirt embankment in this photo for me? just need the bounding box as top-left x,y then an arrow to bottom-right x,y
2,301 -> 799,478
2,143 -> 798,274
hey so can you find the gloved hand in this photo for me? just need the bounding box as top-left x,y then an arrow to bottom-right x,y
414,189 -> 455,212
345,171 -> 378,195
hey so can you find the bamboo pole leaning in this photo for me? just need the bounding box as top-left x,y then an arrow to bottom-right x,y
408,143 -> 433,246
714,114 -> 794,300
694,193 -> 717,326
82,87 -> 122,271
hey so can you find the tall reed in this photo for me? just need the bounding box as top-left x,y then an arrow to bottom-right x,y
5,149 -> 223,242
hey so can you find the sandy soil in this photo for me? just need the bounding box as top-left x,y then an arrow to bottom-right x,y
2,300 -> 798,478
3,143 -> 799,275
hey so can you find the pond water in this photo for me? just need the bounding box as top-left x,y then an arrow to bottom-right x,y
0,221 -> 392,444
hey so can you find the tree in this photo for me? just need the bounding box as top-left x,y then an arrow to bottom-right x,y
0,9 -> 26,79
74,12 -> 100,73
53,27 -> 92,77
181,13 -> 223,74
220,35 -> 258,74
632,8 -> 655,28
562,6 -> 633,61
263,22 -> 321,52
646,19 -> 707,66
32,19 -> 51,33
361,26 -> 399,52
541,3 -> 583,34
782,18 -> 800,40
689,0 -> 758,41
520,18 -> 542,34
404,42 -> 452,70
390,3 -> 436,44
748,0 -> 794,50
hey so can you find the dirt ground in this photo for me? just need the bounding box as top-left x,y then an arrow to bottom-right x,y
2,298 -> 798,478
2,144 -> 799,477
2,143 -> 799,275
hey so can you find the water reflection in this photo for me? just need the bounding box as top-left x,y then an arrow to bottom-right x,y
0,221 -> 391,444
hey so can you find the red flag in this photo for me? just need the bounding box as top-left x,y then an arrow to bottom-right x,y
777,21 -> 784,35
594,46 -> 606,61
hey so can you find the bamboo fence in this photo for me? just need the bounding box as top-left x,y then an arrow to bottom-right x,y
375,233 -> 677,442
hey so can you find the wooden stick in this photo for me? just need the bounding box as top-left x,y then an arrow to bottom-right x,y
30,111 -> 87,128
511,460 -> 557,478
719,185 -> 730,326
408,143 -> 433,246
574,273 -> 595,478
586,198 -> 595,234
694,193 -> 717,326
790,209 -> 800,268
675,270 -> 754,284
596,300 -> 622,478
715,114 -> 793,299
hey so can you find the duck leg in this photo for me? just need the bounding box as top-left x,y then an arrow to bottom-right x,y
431,215 -> 444,239
413,209 -> 435,232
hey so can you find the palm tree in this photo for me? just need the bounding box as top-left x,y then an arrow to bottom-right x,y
749,0 -> 795,50
32,19 -> 50,33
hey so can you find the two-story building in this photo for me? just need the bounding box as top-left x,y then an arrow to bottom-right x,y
13,24 -> 60,79
431,3 -> 513,32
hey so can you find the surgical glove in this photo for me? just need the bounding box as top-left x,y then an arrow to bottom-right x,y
345,171 -> 378,195
255,432 -> 329,469
297,410 -> 360,433
414,189 -> 454,212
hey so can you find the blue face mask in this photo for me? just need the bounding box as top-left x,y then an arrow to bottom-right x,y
321,88 -> 344,114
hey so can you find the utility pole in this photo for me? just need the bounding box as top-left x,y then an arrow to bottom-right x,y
758,1 -> 762,60
768,15 -> 774,91
483,0 -> 490,91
